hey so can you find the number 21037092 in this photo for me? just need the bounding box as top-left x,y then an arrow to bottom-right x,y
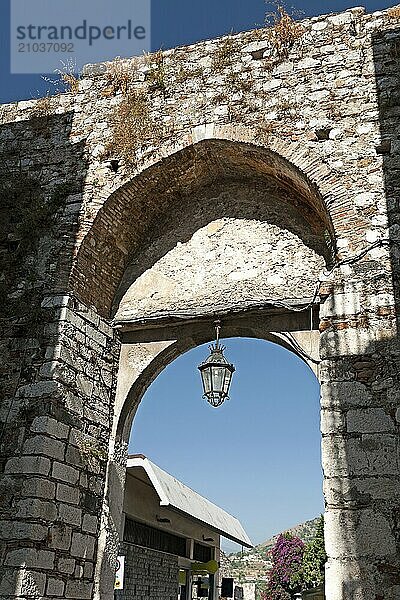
18,42 -> 74,52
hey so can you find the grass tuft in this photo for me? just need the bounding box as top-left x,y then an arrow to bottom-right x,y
265,4 -> 304,60
104,90 -> 163,169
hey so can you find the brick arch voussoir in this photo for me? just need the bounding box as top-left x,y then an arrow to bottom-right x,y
135,122 -> 350,232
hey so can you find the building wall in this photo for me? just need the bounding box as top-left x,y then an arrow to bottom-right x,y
117,543 -> 178,600
238,582 -> 256,600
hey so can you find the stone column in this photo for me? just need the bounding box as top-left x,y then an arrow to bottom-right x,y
0,295 -> 120,599
320,280 -> 400,600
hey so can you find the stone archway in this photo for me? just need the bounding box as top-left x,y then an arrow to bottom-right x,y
69,135 -> 336,318
66,134 -> 395,600
80,136 -> 332,599
96,316 -> 321,600
1,7 -> 399,599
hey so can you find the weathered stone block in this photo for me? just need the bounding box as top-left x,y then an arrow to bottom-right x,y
65,579 -> 93,599
49,523 -> 72,550
83,561 -> 94,579
321,291 -> 361,317
324,476 -> 400,506
46,577 -> 66,597
86,323 -> 107,347
57,557 -> 75,574
0,521 -> 47,542
347,407 -> 395,433
325,558 -> 375,600
52,461 -> 80,484
23,435 -> 66,462
22,477 -> 56,499
56,307 -> 86,332
41,294 -> 70,309
70,532 -> 96,559
56,482 -> 80,505
12,568 -> 47,597
58,503 -> 82,527
320,329 -> 376,359
16,381 -> 59,398
16,498 -> 57,521
321,381 -> 372,409
322,434 -> 398,477
4,456 -> 51,476
31,416 -> 69,439
320,409 -> 346,434
5,548 -> 55,570
74,372 -> 93,398
325,508 -> 396,559
82,513 -> 98,534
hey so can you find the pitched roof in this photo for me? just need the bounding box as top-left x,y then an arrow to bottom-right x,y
126,455 -> 252,548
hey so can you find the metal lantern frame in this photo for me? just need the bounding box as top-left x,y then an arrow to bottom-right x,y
198,320 -> 235,407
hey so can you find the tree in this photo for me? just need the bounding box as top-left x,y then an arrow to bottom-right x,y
261,516 -> 327,599
296,516 -> 327,590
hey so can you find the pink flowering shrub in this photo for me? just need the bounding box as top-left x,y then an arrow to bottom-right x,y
261,533 -> 305,600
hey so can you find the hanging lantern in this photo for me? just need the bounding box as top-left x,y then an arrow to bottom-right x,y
198,320 -> 235,408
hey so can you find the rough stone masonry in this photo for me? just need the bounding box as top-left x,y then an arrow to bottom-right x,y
0,4 -> 399,600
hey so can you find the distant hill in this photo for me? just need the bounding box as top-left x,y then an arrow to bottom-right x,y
221,516 -> 321,584
257,516 -> 322,552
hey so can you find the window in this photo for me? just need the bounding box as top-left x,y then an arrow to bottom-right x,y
193,542 -> 213,563
124,518 -> 188,557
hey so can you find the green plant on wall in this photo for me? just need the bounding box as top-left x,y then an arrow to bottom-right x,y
103,4 -> 307,171
102,57 -> 133,97
211,35 -> 241,71
77,437 -> 108,471
145,49 -> 168,95
175,63 -> 204,85
42,58 -> 80,95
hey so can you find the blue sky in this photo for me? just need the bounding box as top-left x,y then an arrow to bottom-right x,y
0,0 -> 395,103
130,338 -> 322,551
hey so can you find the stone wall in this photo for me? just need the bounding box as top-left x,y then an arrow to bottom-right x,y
117,543 -> 178,600
0,296 -> 120,599
0,4 -> 399,600
1,6 -> 396,316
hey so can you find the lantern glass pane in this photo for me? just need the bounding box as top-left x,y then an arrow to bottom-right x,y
201,367 -> 212,395
211,366 -> 225,393
223,369 -> 232,395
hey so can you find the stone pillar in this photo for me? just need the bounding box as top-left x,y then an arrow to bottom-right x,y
0,295 -> 120,599
320,280 -> 400,600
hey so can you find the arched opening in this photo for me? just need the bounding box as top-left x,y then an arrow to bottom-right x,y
70,137 -> 335,318
114,333 -> 323,600
97,315 -> 322,600
130,336 -> 323,534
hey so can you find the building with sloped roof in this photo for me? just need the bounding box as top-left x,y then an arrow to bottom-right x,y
117,455 -> 252,600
